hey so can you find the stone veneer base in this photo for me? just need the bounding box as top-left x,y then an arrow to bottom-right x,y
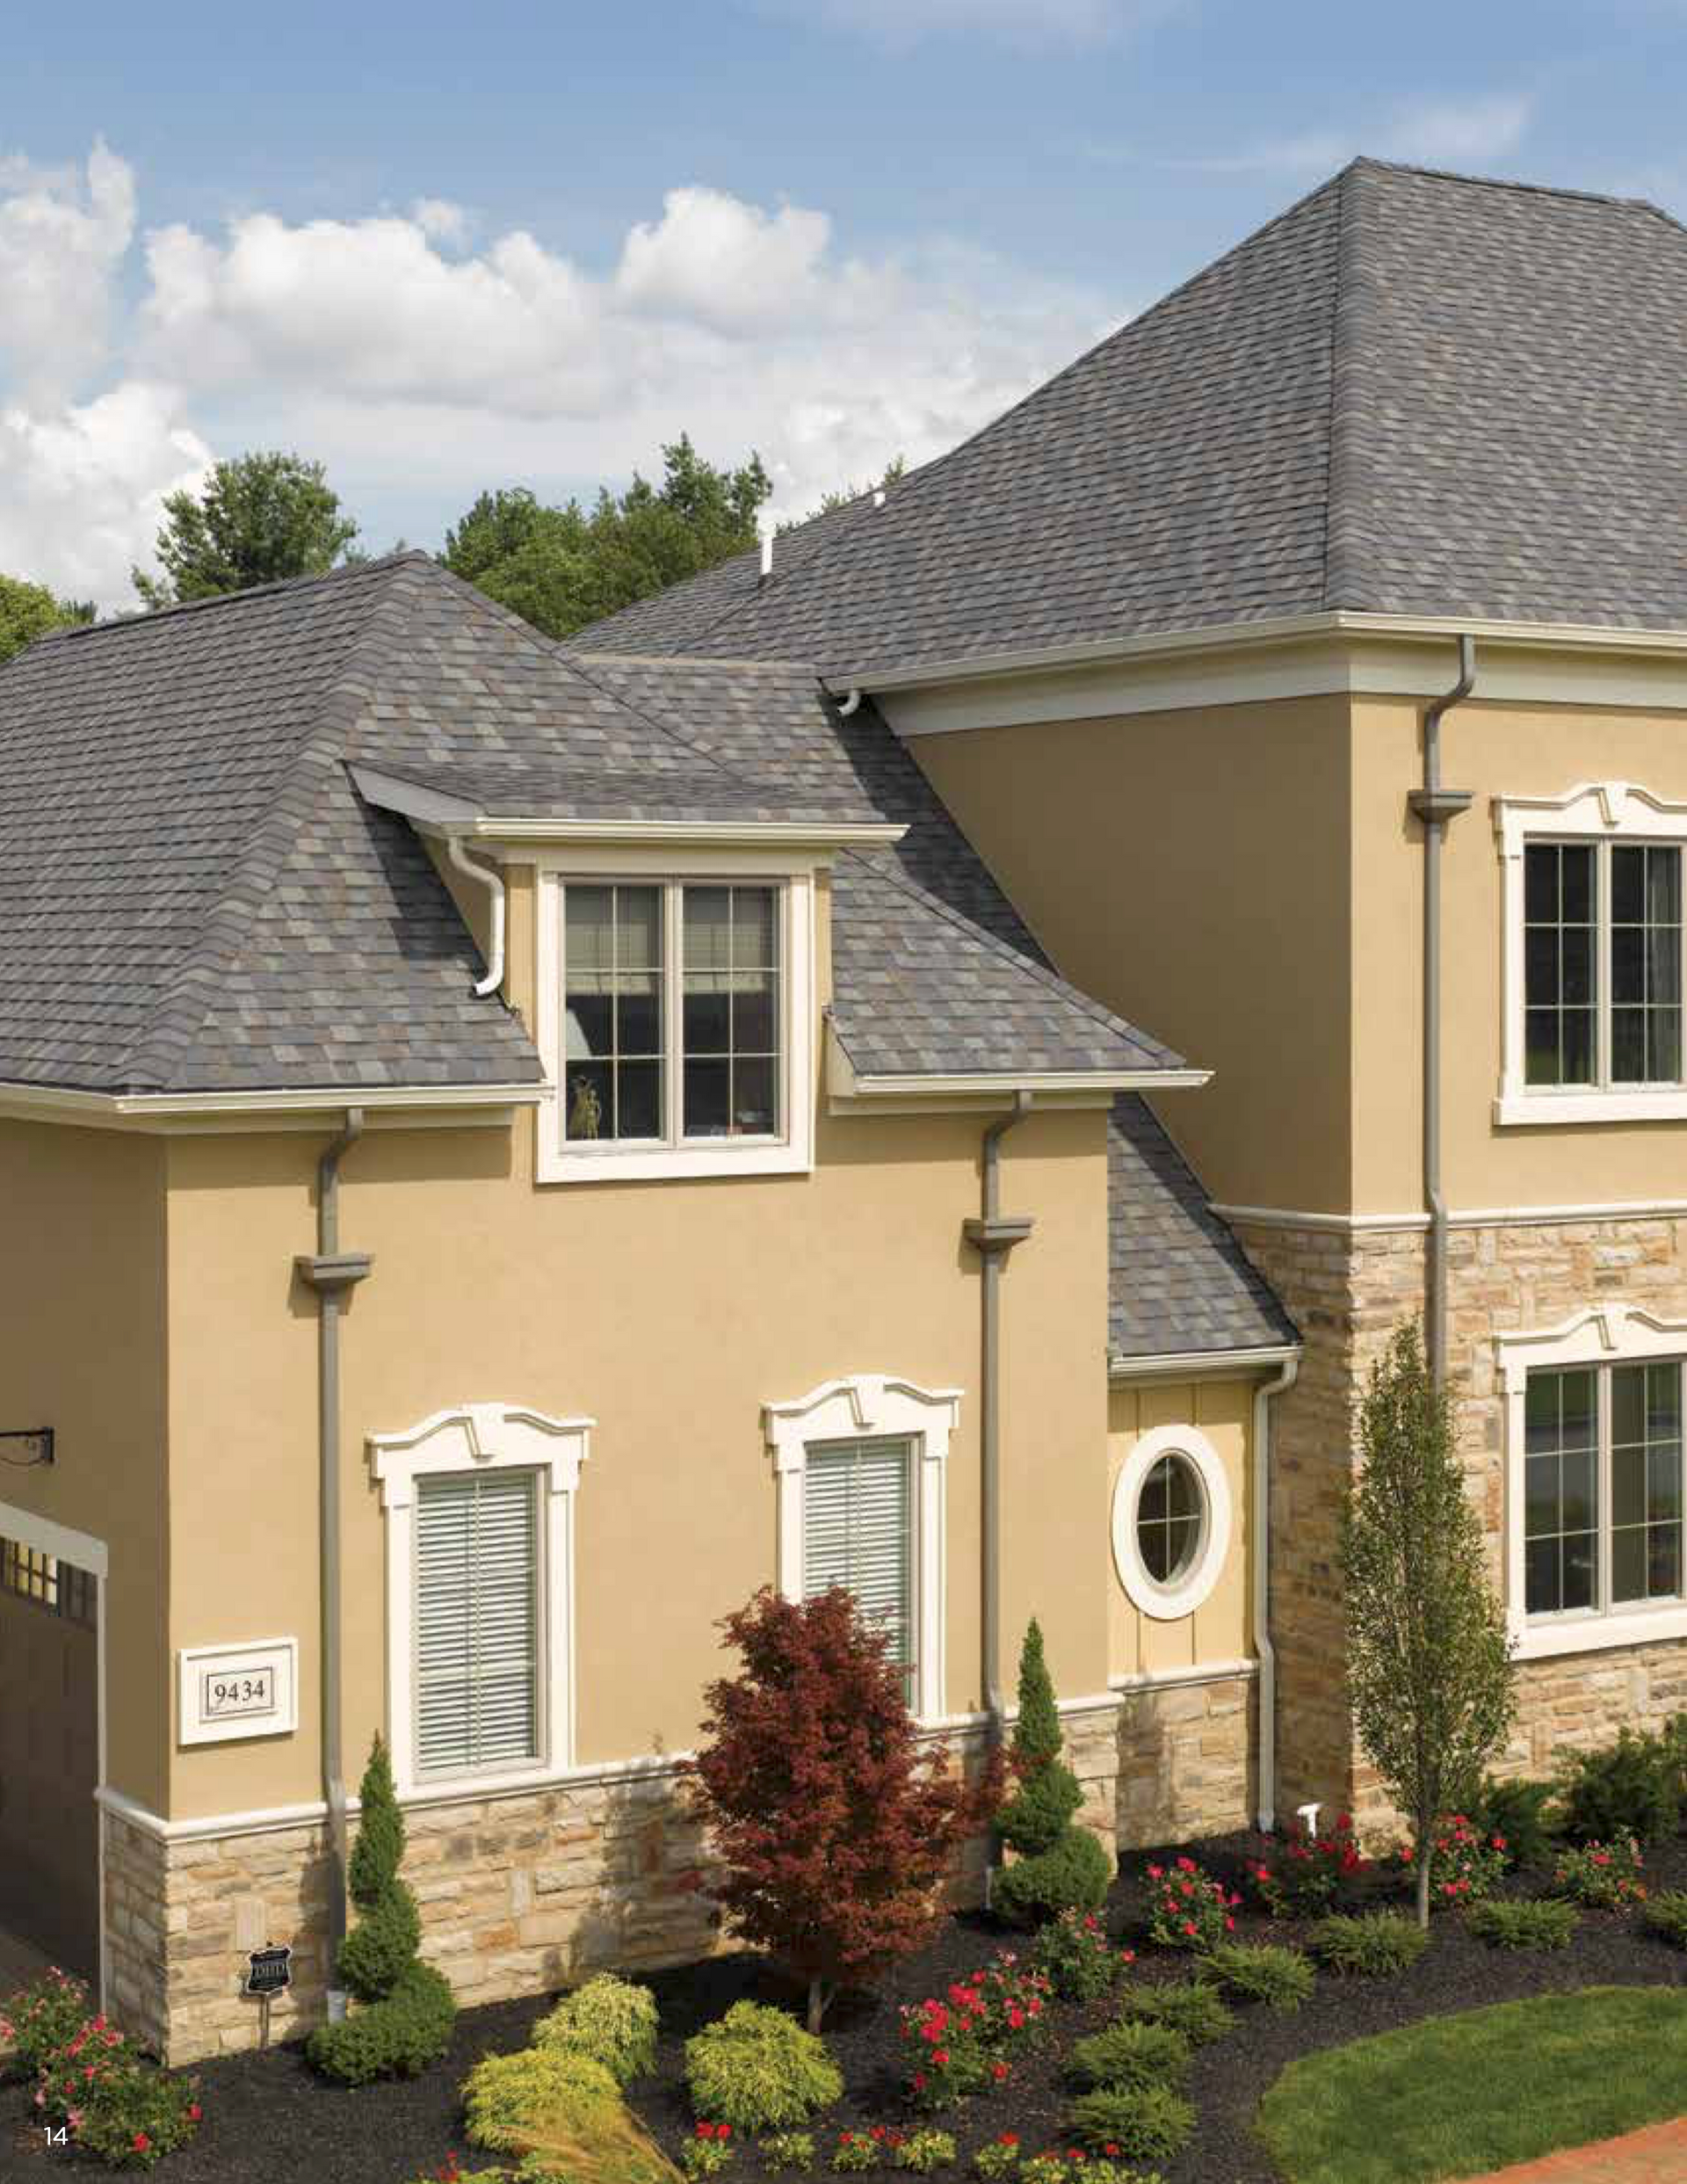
105,1679 -> 1256,2064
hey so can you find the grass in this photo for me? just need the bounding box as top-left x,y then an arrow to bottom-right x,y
1256,1985 -> 1687,2184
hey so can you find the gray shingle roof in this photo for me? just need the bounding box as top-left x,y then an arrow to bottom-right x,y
0,555 -> 1181,1093
579,159 -> 1687,676
1108,1095 -> 1299,1361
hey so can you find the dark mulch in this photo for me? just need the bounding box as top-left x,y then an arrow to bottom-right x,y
3,1833 -> 1683,2184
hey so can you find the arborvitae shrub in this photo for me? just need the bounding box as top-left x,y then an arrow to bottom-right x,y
1556,1727 -> 1683,1847
993,1620 -> 1112,1921
308,1734 -> 456,2082
1469,1775 -> 1560,1869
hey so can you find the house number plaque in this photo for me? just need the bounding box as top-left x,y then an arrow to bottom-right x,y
177,1638 -> 298,1746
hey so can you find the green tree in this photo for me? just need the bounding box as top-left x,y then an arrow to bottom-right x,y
1343,1322 -> 1516,1926
792,452 -> 906,526
134,450 -> 360,608
0,574 -> 92,664
993,1617 -> 1112,1922
440,434 -> 771,641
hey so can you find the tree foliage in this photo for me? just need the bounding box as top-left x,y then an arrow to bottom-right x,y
440,434 -> 770,640
689,1585 -> 1002,2031
0,573 -> 92,664
134,449 -> 360,608
1343,1322 -> 1515,1926
791,453 -> 907,526
992,1617 -> 1113,1922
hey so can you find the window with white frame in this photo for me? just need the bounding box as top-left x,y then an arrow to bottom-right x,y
802,1436 -> 916,1701
1497,784 -> 1687,1122
1498,1305 -> 1687,1659
1111,1425 -> 1233,1622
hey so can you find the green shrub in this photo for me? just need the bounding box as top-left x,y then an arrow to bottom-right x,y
830,2132 -> 878,2173
1031,1907 -> 1133,2000
1068,2018 -> 1191,2093
1469,1775 -> 1560,1869
1068,2082 -> 1195,2162
1642,1890 -> 1687,1947
69,2063 -> 203,2171
994,1621 -> 1112,1919
1199,1941 -> 1314,2012
1553,1835 -> 1647,1908
684,2003 -> 843,2133
993,1829 -> 1113,1924
1556,1726 -> 1683,1847
309,1735 -> 455,2082
464,2047 -> 623,2152
759,2131 -> 816,2173
1308,1912 -> 1429,1977
680,2125 -> 738,2180
893,2130 -> 957,2173
0,1967 -> 92,2073
1114,1977 -> 1234,2045
535,1972 -> 660,2086
1466,1897 -> 1576,1950
971,2138 -> 1022,2180
1143,1855 -> 1239,1951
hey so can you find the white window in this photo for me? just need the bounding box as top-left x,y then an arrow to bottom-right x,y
764,1375 -> 959,1723
1498,1304 -> 1687,1659
1497,783 -> 1687,1122
535,860 -> 815,1182
1111,1425 -> 1232,1621
369,1404 -> 591,1796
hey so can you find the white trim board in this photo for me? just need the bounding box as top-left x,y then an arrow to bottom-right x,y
0,1081 -> 545,1134
1212,1201 -> 1687,1234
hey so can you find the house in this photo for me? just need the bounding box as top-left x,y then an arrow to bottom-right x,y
1,154 -> 1683,2064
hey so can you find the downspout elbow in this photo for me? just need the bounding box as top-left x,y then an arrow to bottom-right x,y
1251,1352 -> 1299,1834
444,832 -> 506,999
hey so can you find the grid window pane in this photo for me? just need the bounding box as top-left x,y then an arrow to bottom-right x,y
563,884 -> 666,1141
682,884 -> 780,1140
1136,1454 -> 1206,1586
1524,845 -> 1598,1086
1611,845 -> 1683,1085
1522,1367 -> 1600,1615
1610,1361 -> 1683,1604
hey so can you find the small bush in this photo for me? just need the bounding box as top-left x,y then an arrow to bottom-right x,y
1249,1812 -> 1368,1918
1200,1941 -> 1314,2012
1068,2082 -> 1195,2162
70,2064 -> 203,2171
1643,1890 -> 1687,1946
0,1967 -> 92,2073
1068,2018 -> 1190,2093
1031,1907 -> 1134,2000
830,2131 -> 881,2173
1553,1835 -> 1647,1909
535,1972 -> 659,2086
894,2130 -> 957,2173
1466,1897 -> 1576,1950
1142,1855 -> 1240,1951
760,2130 -> 816,2173
1394,1813 -> 1508,1907
308,1960 -> 456,2086
680,2122 -> 739,2179
685,2003 -> 843,2134
463,2046 -> 624,2154
972,2137 -> 1023,2180
1308,1912 -> 1429,1977
1556,1726 -> 1683,1847
1114,1978 -> 1234,2045
994,1829 -> 1114,1924
1469,1775 -> 1560,1869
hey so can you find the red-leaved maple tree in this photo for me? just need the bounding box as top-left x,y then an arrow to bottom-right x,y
689,1586 -> 1003,2031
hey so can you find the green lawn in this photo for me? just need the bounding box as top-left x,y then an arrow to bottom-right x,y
1256,1985 -> 1687,2184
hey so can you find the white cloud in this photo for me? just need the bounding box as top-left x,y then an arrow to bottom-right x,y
1121,90 -> 1536,179
0,139 -> 1113,609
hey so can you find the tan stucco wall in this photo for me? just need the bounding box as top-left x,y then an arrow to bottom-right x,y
1106,1375 -> 1253,1681
160,1096 -> 1112,1820
0,1121 -> 170,1808
909,698 -> 1353,1213
1352,693 -> 1687,1214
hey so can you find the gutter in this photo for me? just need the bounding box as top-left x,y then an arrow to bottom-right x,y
293,1109 -> 373,2018
1251,1353 -> 1300,1832
1407,636 -> 1476,1386
962,1092 -> 1035,1786
443,834 -> 507,999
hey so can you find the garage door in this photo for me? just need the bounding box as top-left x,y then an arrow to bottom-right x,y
0,1541 -> 99,1977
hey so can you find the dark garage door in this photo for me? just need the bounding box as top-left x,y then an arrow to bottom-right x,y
0,1542 -> 99,1977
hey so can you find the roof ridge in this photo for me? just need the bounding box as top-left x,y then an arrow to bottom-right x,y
1322,158 -> 1376,610
31,549 -> 429,649
1348,152 -> 1680,224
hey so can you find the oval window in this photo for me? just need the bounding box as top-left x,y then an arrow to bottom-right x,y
1136,1451 -> 1205,1585
1111,1426 -> 1232,1621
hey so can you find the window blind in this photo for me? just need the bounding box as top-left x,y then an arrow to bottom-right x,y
803,1437 -> 913,1679
416,1470 -> 539,1775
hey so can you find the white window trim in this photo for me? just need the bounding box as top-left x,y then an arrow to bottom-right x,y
1495,781 -> 1687,1124
763,1374 -> 959,1724
1496,1303 -> 1687,1660
1111,1424 -> 1233,1621
368,1403 -> 592,1797
533,847 -> 816,1182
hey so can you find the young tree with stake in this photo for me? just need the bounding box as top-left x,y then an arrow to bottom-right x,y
1343,1321 -> 1515,1926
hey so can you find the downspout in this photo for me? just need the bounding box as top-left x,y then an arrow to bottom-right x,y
444,833 -> 506,998
294,1110 -> 373,2020
1251,1353 -> 1300,1832
1407,636 -> 1476,1389
962,1092 -> 1035,1793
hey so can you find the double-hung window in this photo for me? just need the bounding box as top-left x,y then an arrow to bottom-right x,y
414,1469 -> 541,1779
802,1436 -> 916,1703
543,873 -> 812,1181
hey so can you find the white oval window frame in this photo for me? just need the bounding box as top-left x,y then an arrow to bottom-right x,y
1111,1424 -> 1232,1621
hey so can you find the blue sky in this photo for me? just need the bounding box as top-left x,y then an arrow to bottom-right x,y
3,0 -> 1683,605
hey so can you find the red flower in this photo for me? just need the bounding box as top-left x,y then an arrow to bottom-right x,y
133,2134 -> 150,2153
188,2103 -> 202,2122
1000,2133 -> 1019,2147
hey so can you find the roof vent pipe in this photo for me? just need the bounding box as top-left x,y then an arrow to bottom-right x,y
443,833 -> 506,998
759,527 -> 774,585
